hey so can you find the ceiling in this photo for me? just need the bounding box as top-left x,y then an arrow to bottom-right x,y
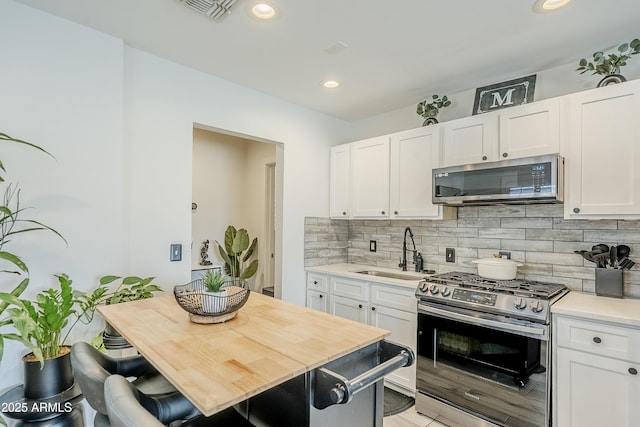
15,0 -> 640,121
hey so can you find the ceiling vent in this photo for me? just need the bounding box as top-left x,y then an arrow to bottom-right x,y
179,0 -> 239,21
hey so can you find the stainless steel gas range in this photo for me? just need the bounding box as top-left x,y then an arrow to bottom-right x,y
414,272 -> 569,427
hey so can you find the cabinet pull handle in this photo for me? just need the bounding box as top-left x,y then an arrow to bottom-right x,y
629,368 -> 638,375
593,336 -> 602,344
502,152 -> 508,158
573,208 -> 580,214
482,156 -> 487,161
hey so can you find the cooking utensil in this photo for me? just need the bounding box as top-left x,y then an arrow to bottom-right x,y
575,250 -> 596,264
620,258 -> 636,270
591,244 -> 609,254
592,252 -> 610,269
472,258 -> 523,280
610,246 -> 618,269
617,244 -> 631,261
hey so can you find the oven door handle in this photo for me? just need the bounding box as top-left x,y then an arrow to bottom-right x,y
418,304 -> 546,337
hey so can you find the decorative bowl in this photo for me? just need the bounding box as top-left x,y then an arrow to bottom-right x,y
174,278 -> 250,323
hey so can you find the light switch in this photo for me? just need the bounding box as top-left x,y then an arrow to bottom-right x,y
170,244 -> 182,261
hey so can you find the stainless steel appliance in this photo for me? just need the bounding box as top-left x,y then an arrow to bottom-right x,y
432,154 -> 564,205
414,272 -> 569,427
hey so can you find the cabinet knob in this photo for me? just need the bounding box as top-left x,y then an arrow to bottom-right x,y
502,152 -> 508,158
313,280 -> 318,284
371,306 -> 376,311
573,208 -> 580,214
593,336 -> 602,344
319,294 -> 323,299
482,156 -> 487,161
358,304 -> 363,309
629,368 -> 638,375
394,211 -> 398,215
342,211 -> 347,216
381,211 -> 385,215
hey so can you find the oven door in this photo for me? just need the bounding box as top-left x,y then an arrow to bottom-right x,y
416,303 -> 550,427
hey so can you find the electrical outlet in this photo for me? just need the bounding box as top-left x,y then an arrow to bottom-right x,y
499,251 -> 511,260
446,248 -> 455,263
369,240 -> 377,252
170,244 -> 182,261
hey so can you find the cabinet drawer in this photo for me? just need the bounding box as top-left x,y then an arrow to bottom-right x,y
370,284 -> 416,313
555,316 -> 640,362
306,273 -> 328,292
330,277 -> 368,300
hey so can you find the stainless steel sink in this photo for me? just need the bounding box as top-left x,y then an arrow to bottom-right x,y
352,270 -> 421,281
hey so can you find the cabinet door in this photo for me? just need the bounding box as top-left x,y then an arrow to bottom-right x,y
330,295 -> 368,323
306,290 -> 328,313
565,81 -> 640,218
555,347 -> 640,427
390,126 -> 441,218
369,304 -> 417,391
441,113 -> 498,167
351,136 -> 390,217
498,98 -> 560,160
329,144 -> 351,218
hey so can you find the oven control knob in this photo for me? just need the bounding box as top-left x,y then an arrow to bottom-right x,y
429,285 -> 440,295
419,282 -> 429,292
514,297 -> 527,310
530,300 -> 544,313
441,287 -> 451,297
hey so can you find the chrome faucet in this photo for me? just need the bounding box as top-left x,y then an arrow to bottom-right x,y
399,226 -> 417,271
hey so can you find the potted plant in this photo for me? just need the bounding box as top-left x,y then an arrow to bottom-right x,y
416,94 -> 451,126
216,226 -> 259,287
576,37 -> 640,87
0,274 -> 78,400
201,269 -> 227,314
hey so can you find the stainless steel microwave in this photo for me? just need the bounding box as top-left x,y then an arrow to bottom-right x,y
432,154 -> 564,205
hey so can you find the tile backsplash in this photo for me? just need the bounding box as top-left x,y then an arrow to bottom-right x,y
304,205 -> 640,298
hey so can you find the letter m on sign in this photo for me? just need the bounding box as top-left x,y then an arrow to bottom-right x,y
473,75 -> 536,115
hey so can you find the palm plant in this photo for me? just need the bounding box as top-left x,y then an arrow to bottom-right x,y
216,226 -> 258,280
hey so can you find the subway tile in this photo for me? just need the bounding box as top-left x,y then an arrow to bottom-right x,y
458,237 -> 501,249
501,217 -> 553,229
479,228 -> 526,240
525,204 -> 564,218
501,239 -> 553,252
584,230 -> 640,243
526,229 -> 583,242
553,218 -> 618,230
525,252 -> 583,266
479,205 -> 525,217
457,217 -> 500,228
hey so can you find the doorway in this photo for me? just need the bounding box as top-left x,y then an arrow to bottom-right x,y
191,125 -> 279,294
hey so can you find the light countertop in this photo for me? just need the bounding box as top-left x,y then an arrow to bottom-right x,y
551,291 -> 640,328
305,263 -> 429,290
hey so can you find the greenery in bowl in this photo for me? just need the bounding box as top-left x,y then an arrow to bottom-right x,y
416,94 -> 451,119
576,38 -> 640,76
203,269 -> 227,293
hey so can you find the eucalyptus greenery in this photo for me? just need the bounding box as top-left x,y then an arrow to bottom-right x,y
416,94 -> 451,119
577,38 -> 640,76
203,269 -> 227,292
216,225 -> 259,280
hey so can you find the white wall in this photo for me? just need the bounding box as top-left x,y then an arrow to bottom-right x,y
0,0 -> 350,399
348,59 -> 640,141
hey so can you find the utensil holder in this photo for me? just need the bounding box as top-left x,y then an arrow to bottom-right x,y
595,268 -> 623,298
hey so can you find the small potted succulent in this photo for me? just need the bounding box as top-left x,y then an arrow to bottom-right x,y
202,269 -> 228,314
416,94 -> 451,126
576,38 -> 640,87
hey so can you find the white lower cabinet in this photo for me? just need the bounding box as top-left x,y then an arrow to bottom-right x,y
306,271 -> 417,393
553,315 -> 640,426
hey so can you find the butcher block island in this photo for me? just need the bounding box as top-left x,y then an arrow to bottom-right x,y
98,292 -> 412,426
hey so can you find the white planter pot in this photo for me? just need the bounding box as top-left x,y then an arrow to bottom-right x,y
202,289 -> 228,314
472,258 -> 523,280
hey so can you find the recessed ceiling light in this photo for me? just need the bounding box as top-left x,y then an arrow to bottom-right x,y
251,2 -> 276,20
322,80 -> 340,89
533,0 -> 571,12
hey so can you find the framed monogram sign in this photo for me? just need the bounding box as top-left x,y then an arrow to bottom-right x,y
472,74 -> 537,115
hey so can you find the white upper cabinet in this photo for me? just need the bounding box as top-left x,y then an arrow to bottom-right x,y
329,144 -> 351,218
498,98 -> 561,159
564,80 -> 640,218
390,126 -> 450,219
441,99 -> 561,167
351,136 -> 390,218
441,113 -> 498,167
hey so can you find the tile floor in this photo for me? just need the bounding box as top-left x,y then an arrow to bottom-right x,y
385,407 -> 449,427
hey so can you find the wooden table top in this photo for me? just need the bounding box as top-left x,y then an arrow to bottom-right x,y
97,293 -> 389,416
